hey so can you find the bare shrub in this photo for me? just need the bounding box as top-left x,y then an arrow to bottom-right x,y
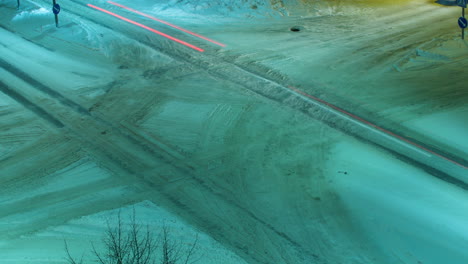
65,209 -> 200,264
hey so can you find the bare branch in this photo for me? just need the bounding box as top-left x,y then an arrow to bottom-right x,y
64,239 -> 83,264
184,233 -> 199,264
64,210 -> 201,264
91,242 -> 106,264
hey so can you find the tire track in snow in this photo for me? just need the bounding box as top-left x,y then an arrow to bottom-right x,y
0,57 -> 90,116
0,34 -> 314,264
1,2 -> 466,263
18,1 -> 468,200
0,79 -> 64,128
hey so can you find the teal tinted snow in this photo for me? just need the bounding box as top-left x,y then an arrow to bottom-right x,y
0,0 -> 467,264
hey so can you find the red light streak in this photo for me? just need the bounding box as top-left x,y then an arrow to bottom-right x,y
107,1 -> 226,47
287,86 -> 468,170
87,4 -> 204,52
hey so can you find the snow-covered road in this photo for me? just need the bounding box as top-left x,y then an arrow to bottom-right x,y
1,0 -> 468,263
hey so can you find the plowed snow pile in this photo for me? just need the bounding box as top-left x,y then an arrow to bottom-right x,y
140,0 -> 375,19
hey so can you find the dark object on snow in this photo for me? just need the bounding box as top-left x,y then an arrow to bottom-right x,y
435,0 -> 458,6
290,26 -> 302,32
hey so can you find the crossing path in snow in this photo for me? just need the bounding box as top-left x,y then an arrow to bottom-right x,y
1,0 -> 467,217
0,1 -> 467,263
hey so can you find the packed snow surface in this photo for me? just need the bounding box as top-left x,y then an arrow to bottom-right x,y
0,0 -> 467,263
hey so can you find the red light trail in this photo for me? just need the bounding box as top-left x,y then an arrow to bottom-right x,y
287,86 -> 468,170
87,4 -> 204,52
85,4 -> 465,170
107,1 -> 226,47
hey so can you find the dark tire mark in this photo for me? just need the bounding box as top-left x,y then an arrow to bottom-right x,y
0,57 -> 90,116
0,80 -> 64,128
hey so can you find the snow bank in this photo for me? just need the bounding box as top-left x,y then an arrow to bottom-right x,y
403,107 -> 468,156
328,139 -> 468,264
12,7 -> 50,21
153,0 -> 290,18
114,0 -> 366,20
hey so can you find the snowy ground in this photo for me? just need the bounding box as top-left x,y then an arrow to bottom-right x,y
1,0 -> 467,263
328,138 -> 468,264
2,200 -> 247,264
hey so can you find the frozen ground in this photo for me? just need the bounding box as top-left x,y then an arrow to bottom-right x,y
2,200 -> 247,264
0,0 -> 467,263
